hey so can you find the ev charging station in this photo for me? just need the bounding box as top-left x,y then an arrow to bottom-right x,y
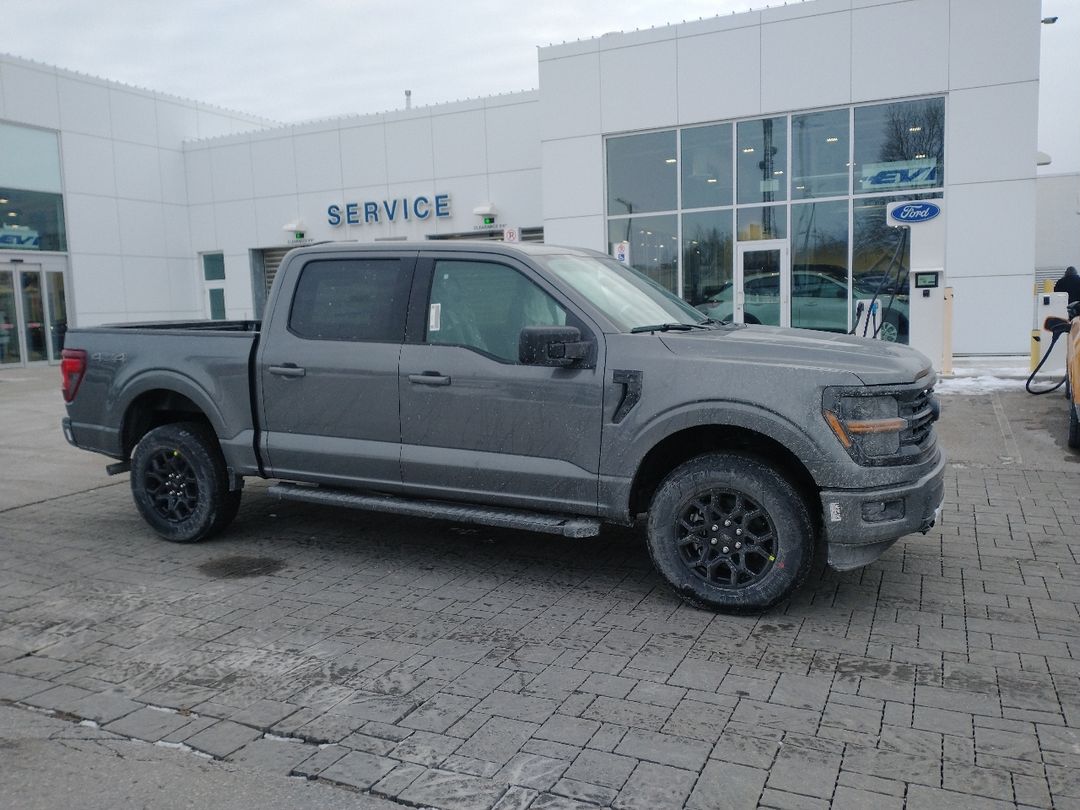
1033,288 -> 1069,375
885,200 -> 950,373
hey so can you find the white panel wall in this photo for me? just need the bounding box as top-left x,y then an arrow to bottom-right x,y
1036,174 -> 1080,271
599,38 -> 677,133
760,11 -> 852,113
949,0 -> 1040,90
851,0 -> 949,101
538,49 -> 601,141
0,54 -> 273,326
677,26 -> 761,125
946,82 -> 1039,185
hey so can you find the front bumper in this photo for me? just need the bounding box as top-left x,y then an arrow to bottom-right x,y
820,450 -> 946,571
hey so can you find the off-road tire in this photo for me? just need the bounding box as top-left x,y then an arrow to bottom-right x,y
646,453 -> 815,613
130,422 -> 240,543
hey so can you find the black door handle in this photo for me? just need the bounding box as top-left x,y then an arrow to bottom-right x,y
408,371 -> 451,386
269,363 -> 306,378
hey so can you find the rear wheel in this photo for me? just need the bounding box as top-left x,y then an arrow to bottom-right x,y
130,422 -> 240,543
646,453 -> 815,612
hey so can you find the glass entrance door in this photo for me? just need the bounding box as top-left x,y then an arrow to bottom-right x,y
734,240 -> 789,326
0,270 -> 20,365
0,264 -> 67,365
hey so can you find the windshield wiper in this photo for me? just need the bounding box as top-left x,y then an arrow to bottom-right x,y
629,322 -> 710,333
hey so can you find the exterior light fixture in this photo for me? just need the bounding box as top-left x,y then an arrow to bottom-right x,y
664,158 -> 677,164
706,178 -> 718,183
0,198 -> 8,204
914,153 -> 927,159
909,126 -> 922,132
825,137 -> 839,143
773,170 -> 784,176
741,147 -> 755,154
6,212 -> 16,217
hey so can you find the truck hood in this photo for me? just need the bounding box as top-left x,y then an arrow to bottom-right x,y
658,325 -> 933,386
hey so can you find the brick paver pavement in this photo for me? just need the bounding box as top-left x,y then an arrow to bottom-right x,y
1,371 -> 1078,809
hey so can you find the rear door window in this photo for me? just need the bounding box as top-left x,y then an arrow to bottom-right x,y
289,259 -> 411,342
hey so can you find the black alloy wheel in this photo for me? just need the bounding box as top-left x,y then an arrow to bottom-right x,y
130,422 -> 241,543
143,448 -> 200,523
646,452 -> 814,612
676,489 -> 777,588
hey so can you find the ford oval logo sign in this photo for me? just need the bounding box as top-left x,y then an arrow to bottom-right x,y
891,202 -> 941,223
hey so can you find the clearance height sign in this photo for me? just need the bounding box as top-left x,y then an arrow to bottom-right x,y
327,194 -> 451,227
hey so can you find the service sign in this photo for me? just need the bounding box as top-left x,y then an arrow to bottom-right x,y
890,202 -> 941,224
328,194 -> 451,227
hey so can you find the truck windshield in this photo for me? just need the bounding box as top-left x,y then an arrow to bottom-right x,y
538,255 -> 709,332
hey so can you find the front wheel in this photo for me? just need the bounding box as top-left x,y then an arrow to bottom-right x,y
130,422 -> 240,543
646,453 -> 815,612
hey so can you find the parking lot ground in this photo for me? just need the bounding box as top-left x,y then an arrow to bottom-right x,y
2,365 -> 1079,809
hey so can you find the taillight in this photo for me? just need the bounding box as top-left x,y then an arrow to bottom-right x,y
61,349 -> 87,403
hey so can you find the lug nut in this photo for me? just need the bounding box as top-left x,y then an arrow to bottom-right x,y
712,525 -> 718,531
710,538 -> 717,545
724,520 -> 731,527
735,529 -> 743,536
735,542 -> 742,549
722,546 -> 730,553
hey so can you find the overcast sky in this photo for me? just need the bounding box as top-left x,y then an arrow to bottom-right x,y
5,0 -> 1078,172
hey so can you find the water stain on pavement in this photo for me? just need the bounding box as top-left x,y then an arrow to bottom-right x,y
197,555 -> 285,579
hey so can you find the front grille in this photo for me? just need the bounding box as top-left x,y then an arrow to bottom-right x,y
899,386 -> 938,449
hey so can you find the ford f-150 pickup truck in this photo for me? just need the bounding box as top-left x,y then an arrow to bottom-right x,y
61,242 -> 944,612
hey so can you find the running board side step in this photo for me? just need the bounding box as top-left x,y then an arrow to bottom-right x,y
268,483 -> 603,538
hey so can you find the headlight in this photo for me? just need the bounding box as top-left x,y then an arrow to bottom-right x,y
824,394 -> 904,457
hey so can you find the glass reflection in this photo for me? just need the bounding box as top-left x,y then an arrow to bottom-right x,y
681,124 -> 733,209
0,271 -> 20,364
0,188 -> 67,252
737,205 -> 786,241
682,210 -> 733,307
737,117 -> 787,205
791,200 -> 849,333
854,98 -> 944,196
792,109 -> 849,200
607,215 -> 678,293
607,131 -> 677,215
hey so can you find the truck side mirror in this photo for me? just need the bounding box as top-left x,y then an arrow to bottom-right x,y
519,326 -> 591,367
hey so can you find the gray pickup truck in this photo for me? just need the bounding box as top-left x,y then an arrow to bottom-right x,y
61,242 -> 944,612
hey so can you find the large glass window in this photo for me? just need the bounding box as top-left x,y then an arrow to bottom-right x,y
607,131 -> 677,215
854,98 -> 944,195
603,97 -> 944,340
427,260 -> 566,363
0,123 -> 62,194
290,259 -> 411,342
792,109 -> 849,200
791,200 -> 850,333
607,215 -> 678,293
0,189 -> 67,252
681,124 -> 733,210
737,205 -> 786,241
682,210 -> 733,307
0,271 -> 21,364
737,117 -> 787,205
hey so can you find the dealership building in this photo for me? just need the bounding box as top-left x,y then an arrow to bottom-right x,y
0,0 -> 1076,366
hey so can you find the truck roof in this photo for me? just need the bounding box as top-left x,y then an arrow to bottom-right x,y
289,240 -> 608,260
